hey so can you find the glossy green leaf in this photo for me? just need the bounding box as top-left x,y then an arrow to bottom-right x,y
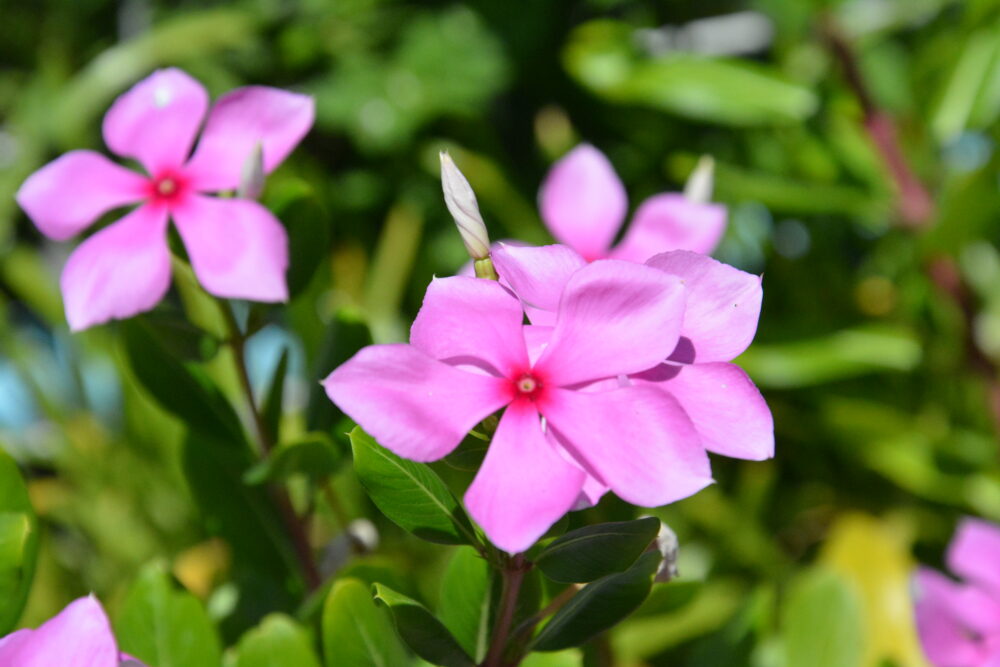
244,433 -> 345,485
373,583 -> 475,667
122,318 -> 244,443
781,568 -> 865,667
232,614 -> 321,667
349,428 -> 478,546
114,562 -> 223,667
532,551 -> 661,651
322,578 -> 410,667
261,348 -> 289,445
0,452 -> 38,634
535,517 -> 660,584
563,20 -> 817,126
438,547 -> 494,662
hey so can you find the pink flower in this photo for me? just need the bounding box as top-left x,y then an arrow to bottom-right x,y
16,68 -> 314,331
914,518 -> 1000,666
492,243 -> 772,505
324,261 -> 712,552
539,144 -> 726,262
0,595 -> 144,666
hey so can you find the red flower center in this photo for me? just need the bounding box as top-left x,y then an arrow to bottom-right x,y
147,170 -> 188,207
514,373 -> 543,401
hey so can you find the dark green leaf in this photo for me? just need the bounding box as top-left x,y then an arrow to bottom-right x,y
322,578 -> 410,667
373,583 -> 475,667
306,310 -> 373,432
232,614 -> 322,667
350,428 -> 477,546
261,348 -> 290,445
114,562 -> 223,667
276,191 -> 331,299
532,551 -> 661,651
122,318 -> 244,443
244,433 -> 345,485
535,517 -> 660,584
0,452 -> 38,634
438,547 -> 494,662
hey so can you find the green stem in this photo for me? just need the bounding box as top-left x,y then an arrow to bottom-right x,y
482,554 -> 528,667
218,300 -> 321,590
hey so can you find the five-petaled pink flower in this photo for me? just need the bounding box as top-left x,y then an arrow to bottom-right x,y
16,68 -> 314,330
324,261 -> 714,552
491,243 -> 772,505
0,595 -> 144,666
914,518 -> 1000,666
539,144 -> 726,262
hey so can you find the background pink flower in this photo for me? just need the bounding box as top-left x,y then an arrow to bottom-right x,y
0,595 -> 142,667
324,262 -> 712,552
539,143 -> 727,262
16,68 -> 314,330
915,518 -> 1000,666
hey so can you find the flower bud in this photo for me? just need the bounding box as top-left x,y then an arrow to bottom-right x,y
440,151 -> 491,261
683,155 -> 715,204
238,143 -> 265,200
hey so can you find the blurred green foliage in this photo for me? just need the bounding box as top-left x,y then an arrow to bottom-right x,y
3,0 -> 1000,664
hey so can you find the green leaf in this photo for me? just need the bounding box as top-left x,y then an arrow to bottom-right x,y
278,192 -> 332,300
232,614 -> 321,667
373,583 -> 475,667
261,348 -> 290,445
781,568 -> 864,667
350,428 -> 478,546
0,452 -> 38,634
535,517 -> 660,584
306,309 -> 373,432
114,562 -> 223,667
122,317 -> 244,443
438,547 -> 494,662
532,551 -> 661,651
322,578 -> 411,667
244,433 -> 345,485
563,20 -> 817,126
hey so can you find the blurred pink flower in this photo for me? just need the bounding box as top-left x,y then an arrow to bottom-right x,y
915,518 -> 1000,666
539,144 -> 726,262
16,68 -> 314,330
493,243 -> 772,506
0,595 -> 143,666
324,261 -> 712,552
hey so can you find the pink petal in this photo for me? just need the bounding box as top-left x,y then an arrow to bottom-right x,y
573,473 -> 610,510
409,276 -> 529,377
948,518 -> 1000,596
0,595 -> 119,667
172,195 -> 288,302
323,344 -> 511,462
184,86 -> 314,192
914,568 -> 992,666
16,151 -> 146,241
612,194 -> 726,262
542,385 -> 712,507
60,204 -> 171,331
647,250 -> 762,363
523,325 -> 553,366
492,243 -> 585,322
102,68 -> 208,175
534,260 -> 686,386
632,362 -> 773,460
464,401 -> 585,552
539,144 -> 627,261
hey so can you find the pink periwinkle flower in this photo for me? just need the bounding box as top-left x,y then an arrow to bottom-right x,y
491,243 -> 773,506
16,68 -> 314,331
914,518 -> 1000,666
539,144 -> 726,262
0,595 -> 144,666
324,261 -> 714,552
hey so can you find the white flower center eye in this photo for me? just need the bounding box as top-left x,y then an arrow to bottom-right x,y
517,376 -> 537,393
157,178 -> 176,196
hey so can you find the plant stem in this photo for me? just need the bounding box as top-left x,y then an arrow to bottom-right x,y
509,583 -> 580,648
483,554 -> 528,667
218,301 -> 322,590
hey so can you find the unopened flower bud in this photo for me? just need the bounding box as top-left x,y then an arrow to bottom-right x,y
440,151 -> 491,261
238,143 -> 265,200
684,155 -> 715,204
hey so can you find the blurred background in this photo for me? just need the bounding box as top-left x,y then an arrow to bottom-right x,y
3,0 -> 1000,665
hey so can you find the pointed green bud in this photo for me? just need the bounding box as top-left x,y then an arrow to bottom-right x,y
440,151 -> 491,261
684,155 -> 715,204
